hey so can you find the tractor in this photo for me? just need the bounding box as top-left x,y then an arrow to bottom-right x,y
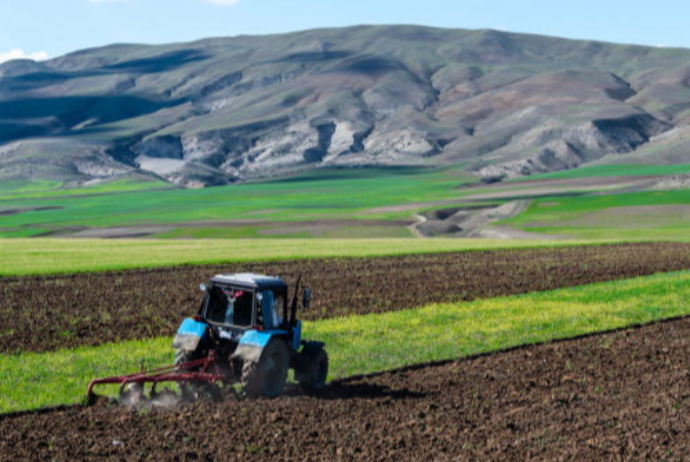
87,273 -> 328,403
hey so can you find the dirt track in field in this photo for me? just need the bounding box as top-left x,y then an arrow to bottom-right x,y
2,242 -> 690,354
1,316 -> 688,461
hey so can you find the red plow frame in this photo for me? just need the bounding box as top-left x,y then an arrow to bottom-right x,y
86,351 -> 229,404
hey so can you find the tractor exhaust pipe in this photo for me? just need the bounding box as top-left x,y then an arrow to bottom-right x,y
289,275 -> 302,327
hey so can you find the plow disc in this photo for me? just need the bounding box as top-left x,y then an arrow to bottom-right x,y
87,352 -> 229,406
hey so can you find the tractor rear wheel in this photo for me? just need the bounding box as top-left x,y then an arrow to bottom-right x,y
297,347 -> 329,394
241,339 -> 289,398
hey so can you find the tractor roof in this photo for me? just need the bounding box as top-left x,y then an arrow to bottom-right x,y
210,273 -> 288,291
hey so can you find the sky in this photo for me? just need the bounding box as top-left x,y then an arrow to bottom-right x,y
1,0 -> 689,64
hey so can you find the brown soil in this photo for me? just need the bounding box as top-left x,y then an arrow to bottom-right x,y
3,242 -> 690,354
1,317 -> 687,461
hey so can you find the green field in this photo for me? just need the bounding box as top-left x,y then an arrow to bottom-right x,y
0,237 -> 602,276
501,190 -> 690,240
0,167 -> 474,238
2,270 -> 687,413
1,164 -> 688,414
510,163 -> 690,181
0,177 -> 172,201
1,162 -> 688,240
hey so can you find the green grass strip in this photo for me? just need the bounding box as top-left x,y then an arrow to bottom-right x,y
0,238 -> 606,277
0,338 -> 171,413
0,166 -> 473,236
0,178 -> 171,201
509,163 -> 690,181
501,190 -> 690,241
2,270 -> 688,413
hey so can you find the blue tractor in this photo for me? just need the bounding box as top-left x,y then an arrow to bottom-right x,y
87,273 -> 328,402
173,273 -> 328,398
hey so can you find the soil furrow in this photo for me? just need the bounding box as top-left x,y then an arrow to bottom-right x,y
1,317 -> 687,461
2,242 -> 690,354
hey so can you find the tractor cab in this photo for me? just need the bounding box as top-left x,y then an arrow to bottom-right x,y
201,273 -> 289,334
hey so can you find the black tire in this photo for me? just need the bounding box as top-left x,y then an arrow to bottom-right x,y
174,349 -> 201,400
298,347 -> 329,394
174,349 -> 199,370
241,339 -> 289,398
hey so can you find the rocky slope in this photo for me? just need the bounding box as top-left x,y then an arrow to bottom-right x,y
2,25 -> 690,187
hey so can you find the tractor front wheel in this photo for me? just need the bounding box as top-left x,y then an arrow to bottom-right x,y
174,349 -> 202,400
241,339 -> 289,398
173,349 -> 199,370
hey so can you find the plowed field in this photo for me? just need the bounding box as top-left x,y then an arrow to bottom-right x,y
1,316 -> 688,461
3,242 -> 690,353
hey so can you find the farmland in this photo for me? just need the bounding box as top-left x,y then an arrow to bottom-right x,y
1,299 -> 688,460
0,167 -> 473,238
0,243 -> 690,460
2,162 -> 689,241
3,242 -> 689,354
0,242 -> 689,459
500,189 -> 690,241
508,163 -> 690,181
2,268 -> 689,414
0,237 -> 598,277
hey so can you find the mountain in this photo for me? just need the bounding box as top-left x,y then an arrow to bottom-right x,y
2,25 -> 690,188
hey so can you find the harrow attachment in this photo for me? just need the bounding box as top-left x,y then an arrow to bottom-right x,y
86,351 -> 229,406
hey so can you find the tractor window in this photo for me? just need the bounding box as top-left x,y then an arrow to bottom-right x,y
275,295 -> 285,323
205,287 -> 226,323
258,290 -> 280,330
205,286 -> 254,327
231,291 -> 254,327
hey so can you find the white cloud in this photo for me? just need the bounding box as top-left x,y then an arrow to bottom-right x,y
0,49 -> 50,65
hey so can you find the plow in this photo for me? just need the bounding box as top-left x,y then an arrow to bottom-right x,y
87,352 -> 227,406
87,273 -> 328,405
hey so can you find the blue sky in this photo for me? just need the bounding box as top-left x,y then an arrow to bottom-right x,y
1,0 -> 688,63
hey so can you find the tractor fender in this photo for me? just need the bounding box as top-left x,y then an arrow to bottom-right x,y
172,318 -> 209,352
232,330 -> 287,364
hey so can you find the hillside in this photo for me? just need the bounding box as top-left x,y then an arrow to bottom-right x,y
2,25 -> 690,187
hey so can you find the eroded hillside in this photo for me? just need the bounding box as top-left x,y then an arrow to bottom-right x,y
2,25 -> 690,187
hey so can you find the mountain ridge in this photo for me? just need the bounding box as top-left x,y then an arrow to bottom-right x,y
2,25 -> 690,187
